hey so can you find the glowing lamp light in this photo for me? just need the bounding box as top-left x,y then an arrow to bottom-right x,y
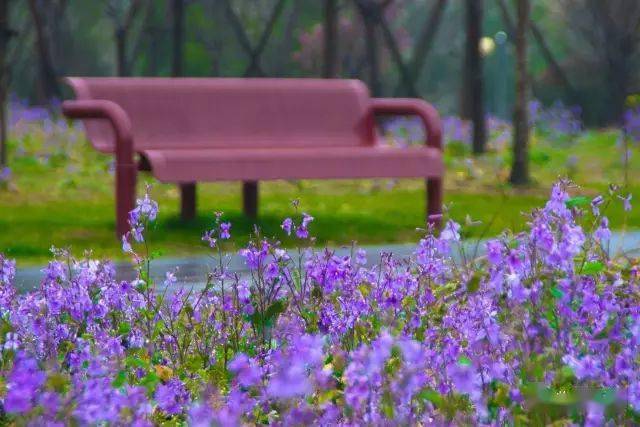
479,36 -> 496,56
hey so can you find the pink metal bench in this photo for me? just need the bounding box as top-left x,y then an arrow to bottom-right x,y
62,78 -> 443,237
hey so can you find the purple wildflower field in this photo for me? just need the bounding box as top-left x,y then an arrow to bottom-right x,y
0,179 -> 638,425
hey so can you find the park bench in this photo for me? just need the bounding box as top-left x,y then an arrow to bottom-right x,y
62,77 -> 444,237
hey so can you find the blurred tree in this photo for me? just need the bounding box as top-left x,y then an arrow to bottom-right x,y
402,0 -> 447,95
559,0 -> 640,124
295,4 -> 378,79
105,0 -> 152,76
193,0 -> 224,76
27,0 -> 61,101
222,0 -> 287,77
323,0 -> 339,78
510,0 -> 530,185
462,0 -> 486,154
354,0 -> 388,96
495,0 -> 578,107
274,0 -> 299,76
376,2 -> 417,96
0,0 -> 10,168
172,0 -> 185,77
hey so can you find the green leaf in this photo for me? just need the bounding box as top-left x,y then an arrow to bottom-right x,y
150,250 -> 164,260
467,272 -> 482,293
112,370 -> 127,388
265,299 -> 287,320
458,356 -> 472,366
250,299 -> 288,330
565,196 -> 590,209
125,356 -> 148,369
140,371 -> 159,393
418,388 -> 444,406
117,322 -> 131,335
550,286 -> 564,299
582,261 -> 604,276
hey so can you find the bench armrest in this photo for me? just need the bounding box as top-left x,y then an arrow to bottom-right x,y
61,100 -> 135,165
371,98 -> 443,150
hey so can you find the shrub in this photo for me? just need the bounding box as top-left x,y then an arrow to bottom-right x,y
0,181 -> 637,425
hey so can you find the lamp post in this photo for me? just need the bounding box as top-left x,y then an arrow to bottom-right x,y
495,31 -> 508,120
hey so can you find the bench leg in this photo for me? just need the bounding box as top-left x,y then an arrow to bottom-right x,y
243,181 -> 258,219
426,177 -> 443,229
116,163 -> 137,238
180,183 -> 197,221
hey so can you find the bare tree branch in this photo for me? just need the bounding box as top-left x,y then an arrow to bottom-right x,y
222,0 -> 288,77
28,0 -> 61,100
245,0 -> 287,76
377,12 -> 417,96
408,0 -> 448,85
496,0 -> 578,101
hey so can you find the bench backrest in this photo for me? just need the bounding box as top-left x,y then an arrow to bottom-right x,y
66,78 -> 374,153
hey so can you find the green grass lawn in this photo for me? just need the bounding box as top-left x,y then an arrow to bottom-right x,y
1,124 -> 638,265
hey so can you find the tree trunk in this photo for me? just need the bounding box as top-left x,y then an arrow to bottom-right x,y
28,0 -> 61,101
607,55 -> 631,125
323,0 -> 338,78
510,0 -> 530,186
496,0 -> 578,105
407,0 -> 447,87
276,0 -> 299,76
115,27 -> 127,76
462,0 -> 486,154
0,0 -> 8,167
147,27 -> 160,76
223,0 -> 286,78
244,0 -> 287,77
357,1 -> 381,96
172,0 -> 184,77
378,13 -> 417,96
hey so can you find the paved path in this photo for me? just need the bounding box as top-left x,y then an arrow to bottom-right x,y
12,232 -> 640,293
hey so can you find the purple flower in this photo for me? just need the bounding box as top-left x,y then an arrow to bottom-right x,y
220,222 -> 231,240
629,381 -> 640,412
281,218 -> 293,235
229,354 -> 261,388
39,391 -> 60,416
267,358 -> 312,399
127,187 -> 159,243
485,240 -> 503,265
594,217 -> 611,242
447,361 -> 482,400
0,166 -> 10,182
3,332 -> 20,350
591,195 -> 604,216
623,107 -> 640,142
585,401 -> 605,427
295,214 -> 314,239
0,254 -> 16,285
202,230 -> 217,248
441,220 -> 461,241
267,334 -> 325,400
155,378 -> 190,415
562,355 -> 602,380
619,193 -> 632,212
122,233 -> 133,253
4,354 -> 46,414
188,401 -> 214,426
356,248 -> 367,266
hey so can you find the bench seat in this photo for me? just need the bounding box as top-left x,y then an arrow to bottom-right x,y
143,146 -> 443,182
